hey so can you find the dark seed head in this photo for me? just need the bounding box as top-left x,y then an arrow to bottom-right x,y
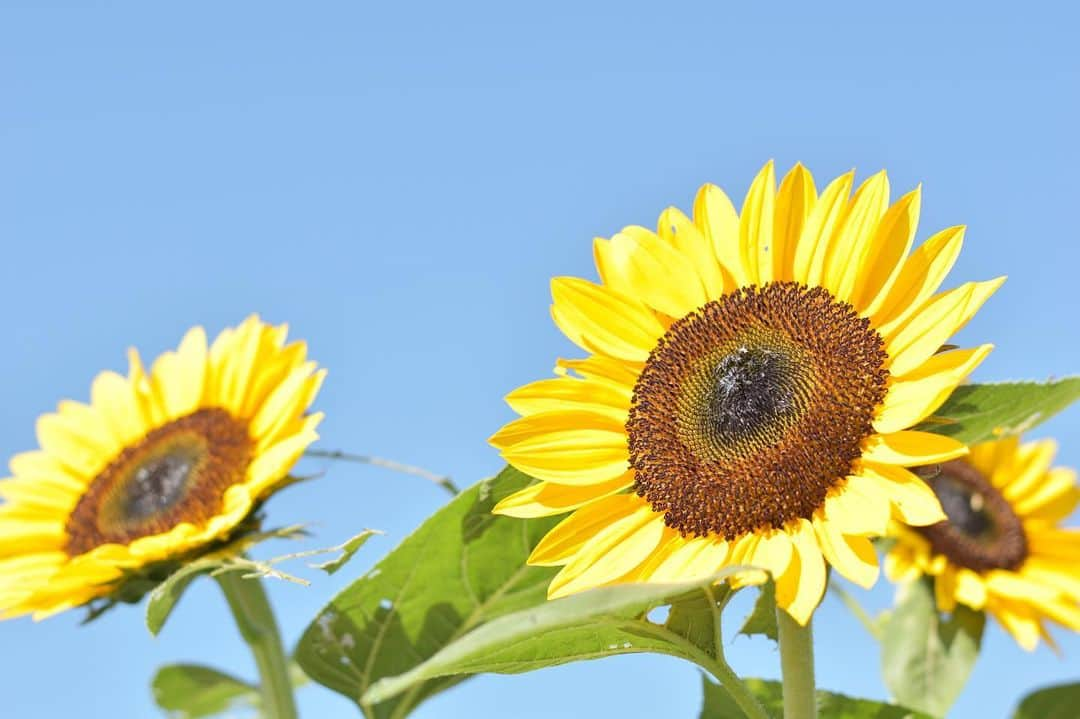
916,459 -> 1028,572
627,282 -> 889,540
65,408 -> 254,556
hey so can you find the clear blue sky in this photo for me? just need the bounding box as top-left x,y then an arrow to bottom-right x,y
1,2 -> 1077,717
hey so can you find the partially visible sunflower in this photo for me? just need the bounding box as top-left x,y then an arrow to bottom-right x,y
0,315 -> 325,620
886,437 -> 1080,650
491,161 -> 1005,624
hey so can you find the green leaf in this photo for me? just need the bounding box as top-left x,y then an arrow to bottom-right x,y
294,467 -> 562,719
151,664 -> 258,719
880,579 -> 985,718
266,529 -> 382,575
363,573 -> 743,706
701,675 -> 932,719
918,378 -> 1080,444
1012,682 -> 1080,719
739,581 -> 778,641
296,467 -> 743,719
309,530 -> 380,574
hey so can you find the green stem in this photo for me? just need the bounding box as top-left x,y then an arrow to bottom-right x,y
700,586 -> 771,719
776,606 -> 817,719
216,571 -> 298,719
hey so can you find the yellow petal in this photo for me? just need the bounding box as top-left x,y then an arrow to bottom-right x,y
935,565 -> 958,612
593,237 -> 637,297
859,461 -> 946,526
775,519 -> 826,625
35,413 -> 106,478
770,163 -> 817,283
153,326 -> 208,419
492,474 -> 634,519
658,207 -> 726,299
494,412 -> 629,486
873,345 -> 993,434
0,519 -> 66,558
792,170 -> 854,287
88,371 -> 145,450
824,171 -> 890,302
213,316 -> 262,415
870,226 -> 965,330
824,477 -> 891,536
245,414 -> 321,495
989,600 -> 1042,651
749,529 -> 794,578
861,431 -> 968,466
884,545 -> 924,584
528,494 -> 643,566
741,160 -> 776,285
1014,467 -> 1077,517
1021,559 -> 1080,600
505,377 -> 631,420
644,535 -> 710,582
490,408 -> 626,449
550,277 -> 665,362
547,505 -> 665,597
968,436 -> 1019,485
1001,439 -> 1058,503
814,519 -> 878,588
884,277 -> 1005,376
249,364 -> 325,445
555,355 -> 641,389
693,182 -> 744,285
954,568 -> 988,610
8,451 -> 86,494
607,227 -> 709,318
851,186 -> 921,312
1021,469 -> 1080,523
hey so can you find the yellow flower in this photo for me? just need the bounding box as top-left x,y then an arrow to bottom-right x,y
0,316 -> 325,620
491,162 -> 1004,624
886,437 -> 1080,650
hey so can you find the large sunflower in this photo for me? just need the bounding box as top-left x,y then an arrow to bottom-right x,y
491,162 -> 1004,624
885,437 -> 1080,650
0,315 -> 324,620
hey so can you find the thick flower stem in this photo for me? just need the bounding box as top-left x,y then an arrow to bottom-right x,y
776,606 -> 817,719
216,571 -> 298,719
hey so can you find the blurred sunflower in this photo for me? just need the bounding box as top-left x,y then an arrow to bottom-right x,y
0,316 -> 324,620
491,161 -> 1004,624
886,437 -> 1080,650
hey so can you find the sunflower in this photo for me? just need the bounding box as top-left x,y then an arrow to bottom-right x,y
0,315 -> 325,620
885,437 -> 1080,650
490,161 -> 1004,624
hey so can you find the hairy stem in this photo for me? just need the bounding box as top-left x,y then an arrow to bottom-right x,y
216,571 -> 298,719
776,606 -> 816,719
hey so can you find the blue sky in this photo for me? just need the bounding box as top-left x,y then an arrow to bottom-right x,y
1,1 -> 1077,717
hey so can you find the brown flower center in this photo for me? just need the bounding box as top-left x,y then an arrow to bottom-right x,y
64,408 -> 254,556
627,282 -> 889,540
915,460 -> 1028,572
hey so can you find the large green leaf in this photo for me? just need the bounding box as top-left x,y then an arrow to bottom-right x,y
151,664 -> 258,718
1012,682 -> 1080,719
294,467 -> 561,719
918,378 -> 1080,444
880,579 -> 984,718
364,575 -> 742,706
296,467 -> 750,719
701,675 -> 931,719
